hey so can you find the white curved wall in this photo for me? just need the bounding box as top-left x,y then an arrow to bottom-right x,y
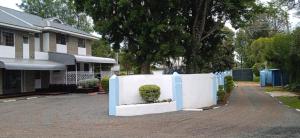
118,75 -> 173,105
181,73 -> 215,109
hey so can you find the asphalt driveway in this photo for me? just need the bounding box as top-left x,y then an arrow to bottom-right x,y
0,82 -> 299,138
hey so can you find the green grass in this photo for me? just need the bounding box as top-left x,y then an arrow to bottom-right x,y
253,75 -> 260,82
277,96 -> 300,109
264,86 -> 286,92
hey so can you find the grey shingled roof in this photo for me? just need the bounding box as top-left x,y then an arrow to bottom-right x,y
0,6 -> 95,38
0,9 -> 38,31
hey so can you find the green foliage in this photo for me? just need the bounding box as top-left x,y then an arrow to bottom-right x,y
217,85 -> 226,102
18,0 -> 93,32
101,77 -> 110,92
78,78 -> 99,88
75,0 -> 260,74
139,85 -> 161,103
252,63 -> 264,76
92,39 -> 115,58
289,28 -> 300,83
277,96 -> 300,109
253,75 -> 260,82
224,76 -> 234,93
287,83 -> 300,92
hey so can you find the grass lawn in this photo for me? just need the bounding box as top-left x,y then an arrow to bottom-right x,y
277,96 -> 300,109
264,86 -> 286,92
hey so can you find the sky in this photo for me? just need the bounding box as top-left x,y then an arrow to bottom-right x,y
1,0 -> 300,32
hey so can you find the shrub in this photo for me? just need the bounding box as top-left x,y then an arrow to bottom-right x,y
78,78 -> 99,88
287,83 -> 300,92
101,76 -> 110,92
217,85 -> 226,102
225,76 -> 234,93
139,85 -> 161,103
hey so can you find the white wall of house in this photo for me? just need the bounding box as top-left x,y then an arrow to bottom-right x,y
43,33 -> 49,52
56,44 -> 67,53
35,52 -> 49,60
181,74 -> 216,109
34,37 -> 40,51
118,75 -> 173,105
78,47 -> 86,56
23,43 -> 30,59
0,45 -> 15,58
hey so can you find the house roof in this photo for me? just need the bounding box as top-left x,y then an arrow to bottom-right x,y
0,58 -> 66,70
48,52 -> 117,65
0,6 -> 97,40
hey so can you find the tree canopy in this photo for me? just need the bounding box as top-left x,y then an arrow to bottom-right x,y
74,0 -> 261,73
18,0 -> 93,32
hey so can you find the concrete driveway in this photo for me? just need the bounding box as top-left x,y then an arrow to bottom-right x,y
0,82 -> 299,138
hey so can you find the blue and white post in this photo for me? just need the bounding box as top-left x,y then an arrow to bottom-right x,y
172,72 -> 183,110
109,75 -> 119,116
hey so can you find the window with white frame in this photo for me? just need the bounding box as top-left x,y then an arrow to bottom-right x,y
78,38 -> 85,48
0,30 -> 14,46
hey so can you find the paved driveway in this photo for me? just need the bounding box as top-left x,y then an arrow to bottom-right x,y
0,82 -> 299,138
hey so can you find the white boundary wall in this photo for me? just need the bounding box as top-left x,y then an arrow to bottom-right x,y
110,72 -> 221,116
118,75 -> 173,105
181,74 -> 216,109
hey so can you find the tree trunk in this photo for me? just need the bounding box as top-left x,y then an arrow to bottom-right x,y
141,62 -> 151,74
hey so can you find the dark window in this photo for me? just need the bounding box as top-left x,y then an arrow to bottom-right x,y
67,65 -> 76,71
76,63 -> 80,71
34,33 -> 40,38
23,36 -> 29,44
35,71 -> 41,79
78,38 -> 85,48
56,34 -> 66,45
84,63 -> 89,71
2,32 -> 14,46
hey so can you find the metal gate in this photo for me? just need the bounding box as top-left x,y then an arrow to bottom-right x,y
232,69 -> 253,81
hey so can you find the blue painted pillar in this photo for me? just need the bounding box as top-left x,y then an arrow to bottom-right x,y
172,72 -> 183,110
212,74 -> 218,105
109,75 -> 119,116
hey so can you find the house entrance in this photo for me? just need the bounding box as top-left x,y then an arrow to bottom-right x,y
3,70 -> 21,94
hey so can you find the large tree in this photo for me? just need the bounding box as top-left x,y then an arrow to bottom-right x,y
75,0 -> 260,74
18,0 -> 93,32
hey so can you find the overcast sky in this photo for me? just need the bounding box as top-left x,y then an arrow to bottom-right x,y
1,0 -> 300,32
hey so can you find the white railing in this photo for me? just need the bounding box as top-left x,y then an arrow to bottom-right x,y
50,71 -> 114,85
67,71 -> 95,84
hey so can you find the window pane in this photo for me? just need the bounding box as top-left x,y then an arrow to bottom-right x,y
56,34 -> 66,45
84,63 -> 89,71
78,38 -> 85,48
23,36 -> 29,44
3,32 -> 14,46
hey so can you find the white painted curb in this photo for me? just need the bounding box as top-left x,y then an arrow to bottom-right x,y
183,109 -> 203,111
3,99 -> 16,103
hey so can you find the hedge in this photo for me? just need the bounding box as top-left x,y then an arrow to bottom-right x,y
139,85 -> 161,103
224,76 -> 234,93
78,78 -> 99,88
101,76 -> 110,92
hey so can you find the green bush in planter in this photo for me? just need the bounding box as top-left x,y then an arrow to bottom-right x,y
217,85 -> 226,102
101,76 -> 110,92
139,85 -> 160,103
78,78 -> 99,88
225,76 -> 234,93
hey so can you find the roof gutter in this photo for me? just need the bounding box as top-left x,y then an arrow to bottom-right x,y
0,22 -> 41,33
43,27 -> 99,40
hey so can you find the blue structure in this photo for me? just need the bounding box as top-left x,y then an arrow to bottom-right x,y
260,69 -> 288,87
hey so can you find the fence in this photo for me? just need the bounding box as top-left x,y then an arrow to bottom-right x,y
50,71 -> 114,85
232,68 -> 253,81
109,72 -> 223,116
